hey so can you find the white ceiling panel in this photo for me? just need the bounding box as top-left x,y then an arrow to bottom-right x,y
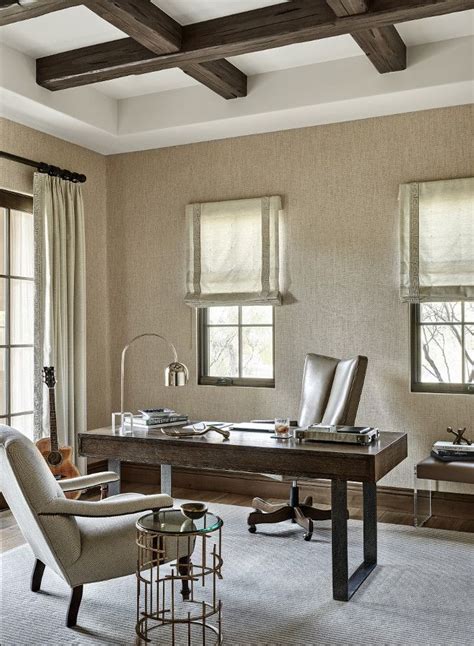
398,11 -> 474,44
151,0 -> 287,24
230,35 -> 361,75
95,68 -> 199,99
0,5 -> 125,58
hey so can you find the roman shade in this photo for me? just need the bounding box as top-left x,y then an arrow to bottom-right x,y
399,177 -> 474,303
185,196 -> 282,307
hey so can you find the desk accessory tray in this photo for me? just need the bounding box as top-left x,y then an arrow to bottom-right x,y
294,426 -> 379,445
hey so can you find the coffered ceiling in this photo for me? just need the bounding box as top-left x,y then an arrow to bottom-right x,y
0,1 -> 473,153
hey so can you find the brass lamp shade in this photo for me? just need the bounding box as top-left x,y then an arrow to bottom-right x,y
165,361 -> 189,387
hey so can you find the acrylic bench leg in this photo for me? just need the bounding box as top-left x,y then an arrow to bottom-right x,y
414,466 -> 432,527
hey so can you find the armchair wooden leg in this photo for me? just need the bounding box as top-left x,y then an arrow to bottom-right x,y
66,585 -> 83,628
31,559 -> 45,592
100,484 -> 108,500
178,555 -> 191,600
295,506 -> 314,541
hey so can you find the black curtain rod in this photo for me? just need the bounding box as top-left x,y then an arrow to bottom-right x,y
0,151 -> 87,183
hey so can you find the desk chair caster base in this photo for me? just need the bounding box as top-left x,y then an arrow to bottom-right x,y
246,488 -> 340,540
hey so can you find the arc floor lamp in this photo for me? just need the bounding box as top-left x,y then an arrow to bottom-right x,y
113,333 -> 189,432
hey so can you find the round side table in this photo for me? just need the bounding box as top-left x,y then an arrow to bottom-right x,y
136,509 -> 223,645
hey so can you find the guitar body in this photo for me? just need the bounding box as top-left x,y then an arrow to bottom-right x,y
39,367 -> 81,500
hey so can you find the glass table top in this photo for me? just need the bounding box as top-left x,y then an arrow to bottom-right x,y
137,509 -> 222,535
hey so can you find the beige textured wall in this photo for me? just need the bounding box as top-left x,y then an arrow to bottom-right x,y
106,105 -> 474,492
0,118 -> 111,430
1,107 -> 472,492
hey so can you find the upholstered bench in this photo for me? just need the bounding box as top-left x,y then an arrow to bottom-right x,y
414,457 -> 474,526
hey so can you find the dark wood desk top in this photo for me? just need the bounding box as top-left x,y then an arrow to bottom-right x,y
80,427 -> 407,483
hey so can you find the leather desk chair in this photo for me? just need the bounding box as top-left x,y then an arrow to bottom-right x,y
247,353 -> 368,540
0,426 -> 193,627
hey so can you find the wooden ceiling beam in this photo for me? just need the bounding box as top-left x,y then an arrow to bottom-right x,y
83,1 -> 247,100
181,60 -> 248,100
83,1 -> 181,54
326,0 -> 406,73
37,0 -> 474,91
0,0 -> 80,27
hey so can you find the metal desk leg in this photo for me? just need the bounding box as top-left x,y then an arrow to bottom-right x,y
332,479 -> 349,601
107,459 -> 121,496
363,481 -> 377,567
161,464 -> 172,496
331,479 -> 378,601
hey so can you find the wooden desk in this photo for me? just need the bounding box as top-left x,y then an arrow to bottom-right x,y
79,427 -> 407,602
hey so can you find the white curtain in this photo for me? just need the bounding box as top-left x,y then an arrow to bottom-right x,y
185,196 -> 282,307
33,174 -> 86,471
399,177 -> 474,303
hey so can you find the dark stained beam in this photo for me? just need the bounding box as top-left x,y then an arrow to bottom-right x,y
327,0 -> 406,73
83,1 -> 246,100
37,0 -> 474,90
0,0 -> 80,27
84,0 -> 181,54
326,0 -> 369,13
181,59 -> 247,100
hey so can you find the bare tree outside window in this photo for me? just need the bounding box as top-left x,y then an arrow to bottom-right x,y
199,306 -> 274,387
412,301 -> 474,394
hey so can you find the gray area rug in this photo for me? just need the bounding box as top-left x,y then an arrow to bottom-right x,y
1,501 -> 473,646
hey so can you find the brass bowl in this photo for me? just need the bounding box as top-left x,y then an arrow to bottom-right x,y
181,502 -> 207,520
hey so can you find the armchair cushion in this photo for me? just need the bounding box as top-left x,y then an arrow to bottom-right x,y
38,492 -> 173,517
67,493 -> 192,587
58,471 -> 119,493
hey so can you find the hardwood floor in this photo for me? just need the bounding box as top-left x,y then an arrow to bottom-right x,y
1,483 -> 472,555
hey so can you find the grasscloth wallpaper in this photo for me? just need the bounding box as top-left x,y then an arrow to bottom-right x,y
106,105 -> 473,492
1,106 -> 473,493
0,118 -> 111,430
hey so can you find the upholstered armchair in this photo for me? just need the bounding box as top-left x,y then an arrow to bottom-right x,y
0,426 -> 192,627
247,353 -> 368,540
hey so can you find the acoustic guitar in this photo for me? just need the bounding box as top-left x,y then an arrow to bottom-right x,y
36,366 -> 81,500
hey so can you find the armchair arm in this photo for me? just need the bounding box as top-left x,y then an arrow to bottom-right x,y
39,493 -> 173,518
58,471 -> 119,493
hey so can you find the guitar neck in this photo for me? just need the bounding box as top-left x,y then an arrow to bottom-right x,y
49,388 -> 59,452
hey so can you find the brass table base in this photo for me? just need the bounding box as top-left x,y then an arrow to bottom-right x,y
136,525 -> 223,645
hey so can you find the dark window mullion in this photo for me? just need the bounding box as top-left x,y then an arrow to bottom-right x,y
238,306 -> 243,379
412,302 -> 472,394
461,302 -> 466,385
199,305 -> 275,387
5,207 -> 10,425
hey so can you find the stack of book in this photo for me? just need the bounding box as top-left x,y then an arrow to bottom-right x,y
125,407 -> 188,429
432,441 -> 474,462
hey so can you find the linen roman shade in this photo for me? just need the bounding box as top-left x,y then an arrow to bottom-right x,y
185,196 -> 282,307
399,177 -> 474,303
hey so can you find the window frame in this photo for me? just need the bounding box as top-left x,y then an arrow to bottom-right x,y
0,189 -> 35,431
198,306 -> 275,388
410,303 -> 474,395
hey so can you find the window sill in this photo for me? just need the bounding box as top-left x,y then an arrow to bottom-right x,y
198,377 -> 275,389
411,383 -> 474,395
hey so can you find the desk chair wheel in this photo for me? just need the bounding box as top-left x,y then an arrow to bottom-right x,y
248,525 -> 257,534
303,532 -> 312,541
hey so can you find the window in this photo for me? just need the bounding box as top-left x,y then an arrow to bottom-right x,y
411,302 -> 474,394
199,305 -> 274,387
0,190 -> 34,438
